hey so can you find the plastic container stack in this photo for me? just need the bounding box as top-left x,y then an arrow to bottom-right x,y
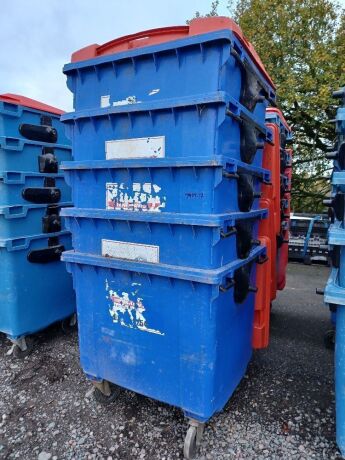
323,87 -> 345,456
60,17 -> 278,458
0,94 -> 75,357
252,108 -> 292,349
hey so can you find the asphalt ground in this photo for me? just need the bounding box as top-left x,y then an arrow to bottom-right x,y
0,263 -> 340,459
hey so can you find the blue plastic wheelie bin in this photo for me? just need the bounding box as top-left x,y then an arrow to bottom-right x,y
0,93 -> 75,356
61,16 -> 275,458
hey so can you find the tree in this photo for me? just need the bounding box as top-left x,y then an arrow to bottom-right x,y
191,0 -> 345,212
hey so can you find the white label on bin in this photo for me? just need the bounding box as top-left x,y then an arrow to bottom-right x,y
106,283 -> 164,336
106,182 -> 166,212
100,95 -> 110,108
105,136 -> 165,160
102,239 -> 159,263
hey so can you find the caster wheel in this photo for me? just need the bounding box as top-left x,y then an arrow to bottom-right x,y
61,314 -> 77,334
324,329 -> 335,350
13,337 -> 34,359
94,383 -> 121,405
184,426 -> 198,459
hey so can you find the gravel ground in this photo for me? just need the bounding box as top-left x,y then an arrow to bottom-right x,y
0,263 -> 341,460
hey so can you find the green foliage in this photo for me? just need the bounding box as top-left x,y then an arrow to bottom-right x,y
191,0 -> 345,212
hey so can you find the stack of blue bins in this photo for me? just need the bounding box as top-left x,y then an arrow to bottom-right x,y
0,94 -> 75,357
60,17 -> 276,458
324,86 -> 345,456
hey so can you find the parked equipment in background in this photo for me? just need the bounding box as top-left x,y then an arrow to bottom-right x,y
289,214 -> 329,265
322,86 -> 345,458
0,94 -> 75,357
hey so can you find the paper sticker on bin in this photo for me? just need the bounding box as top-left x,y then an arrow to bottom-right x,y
0,137 -> 72,172
0,231 -> 75,340
62,207 -> 267,269
61,92 -> 268,166
0,202 -> 72,238
62,244 -> 266,425
0,171 -> 71,206
61,156 -> 269,214
0,94 -> 69,145
64,17 -> 275,119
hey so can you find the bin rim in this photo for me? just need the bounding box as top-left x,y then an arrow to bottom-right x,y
62,244 -> 265,285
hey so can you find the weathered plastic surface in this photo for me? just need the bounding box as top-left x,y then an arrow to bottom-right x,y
0,232 -> 75,338
0,137 -> 71,172
258,198 -> 277,302
0,94 -> 64,116
0,202 -> 71,237
65,17 -> 275,119
0,96 -> 69,145
253,236 -> 271,349
62,207 -> 267,269
62,244 -> 265,422
0,172 -> 71,206
61,157 -> 269,214
277,229 -> 289,291
262,123 -> 281,235
61,93 -> 268,166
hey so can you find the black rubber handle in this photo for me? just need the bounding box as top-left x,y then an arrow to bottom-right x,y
230,48 -> 269,111
22,187 -> 61,204
42,213 -> 61,233
19,123 -> 58,143
27,244 -> 64,263
38,152 -> 58,173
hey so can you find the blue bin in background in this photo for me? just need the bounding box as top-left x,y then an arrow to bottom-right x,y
62,207 -> 267,269
61,157 -> 269,214
0,202 -> 72,238
0,94 -> 69,145
64,20 -> 275,120
0,231 -> 75,339
0,171 -> 71,206
62,244 -> 265,422
336,108 -> 345,137
0,137 -> 72,172
61,93 -> 268,166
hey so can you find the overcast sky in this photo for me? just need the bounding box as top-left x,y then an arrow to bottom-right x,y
1,0 -> 344,112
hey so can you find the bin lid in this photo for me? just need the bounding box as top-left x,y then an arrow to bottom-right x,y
266,107 -> 291,133
70,16 -> 275,89
0,93 -> 64,116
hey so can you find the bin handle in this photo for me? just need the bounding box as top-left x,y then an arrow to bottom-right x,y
223,171 -> 239,180
96,26 -> 189,55
27,244 -> 65,264
221,226 -> 237,238
219,278 -> 235,292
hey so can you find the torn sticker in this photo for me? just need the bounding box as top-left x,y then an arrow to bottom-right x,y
100,95 -> 111,108
106,182 -> 166,212
107,287 -> 164,336
149,89 -> 160,96
112,96 -> 140,106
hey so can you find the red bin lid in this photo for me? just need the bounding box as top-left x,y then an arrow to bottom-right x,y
0,93 -> 64,116
266,107 -> 291,132
71,17 -> 275,89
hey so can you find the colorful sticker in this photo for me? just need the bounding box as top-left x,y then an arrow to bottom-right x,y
106,282 -> 164,336
105,136 -> 165,160
106,182 -> 166,212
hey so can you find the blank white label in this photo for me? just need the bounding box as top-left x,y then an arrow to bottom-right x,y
105,136 -> 165,160
102,239 -> 159,263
